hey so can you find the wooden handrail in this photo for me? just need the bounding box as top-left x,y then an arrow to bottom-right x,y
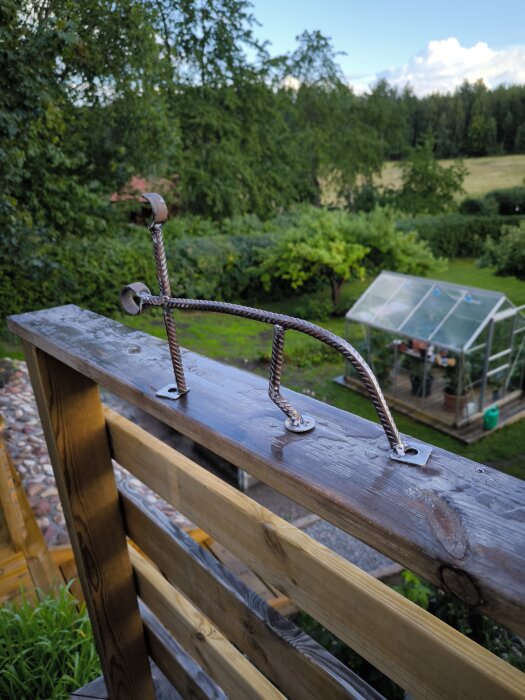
8,304 -> 525,637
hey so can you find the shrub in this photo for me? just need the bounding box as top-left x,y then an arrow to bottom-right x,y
459,188 -> 525,217
479,221 -> 525,280
459,196 -> 499,216
397,214 -> 523,258
488,187 -> 525,216
0,585 -> 100,699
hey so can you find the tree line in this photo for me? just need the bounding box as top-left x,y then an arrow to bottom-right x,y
2,0 -> 525,233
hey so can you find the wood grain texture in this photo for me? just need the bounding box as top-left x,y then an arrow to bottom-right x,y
139,601 -> 227,700
119,481 -> 382,700
8,305 -> 525,634
129,546 -> 284,700
22,343 -> 155,700
109,410 -> 525,700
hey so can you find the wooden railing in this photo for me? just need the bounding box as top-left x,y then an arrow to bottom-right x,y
8,304 -> 525,700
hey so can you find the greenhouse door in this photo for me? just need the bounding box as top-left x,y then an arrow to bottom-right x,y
479,307 -> 525,410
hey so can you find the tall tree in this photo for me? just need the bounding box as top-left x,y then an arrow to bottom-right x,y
395,134 -> 466,215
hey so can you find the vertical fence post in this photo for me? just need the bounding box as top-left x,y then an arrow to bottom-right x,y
23,342 -> 155,700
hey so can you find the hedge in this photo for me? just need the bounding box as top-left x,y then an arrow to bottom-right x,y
396,214 -> 524,257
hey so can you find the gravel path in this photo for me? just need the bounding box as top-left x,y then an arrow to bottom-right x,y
0,358 -> 396,574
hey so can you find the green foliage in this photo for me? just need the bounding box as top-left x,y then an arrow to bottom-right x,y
397,213 -> 523,257
394,569 -> 433,609
460,187 -> 525,216
480,220 -> 525,280
393,572 -> 525,671
259,207 -> 439,306
0,585 -> 100,699
259,210 -> 369,306
486,187 -> 525,216
393,134 -> 467,215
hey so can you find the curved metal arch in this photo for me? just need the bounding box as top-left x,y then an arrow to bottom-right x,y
120,193 -> 431,466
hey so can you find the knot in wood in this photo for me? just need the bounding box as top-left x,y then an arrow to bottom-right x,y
439,565 -> 482,606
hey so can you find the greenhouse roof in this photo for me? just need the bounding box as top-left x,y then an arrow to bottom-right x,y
346,271 -> 510,352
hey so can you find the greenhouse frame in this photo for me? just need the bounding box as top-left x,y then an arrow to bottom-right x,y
340,271 -> 525,440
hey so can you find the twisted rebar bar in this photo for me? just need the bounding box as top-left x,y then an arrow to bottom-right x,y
120,192 -> 434,464
269,325 -> 304,427
145,195 -> 187,395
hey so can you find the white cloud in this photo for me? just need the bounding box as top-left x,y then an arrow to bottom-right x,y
350,38 -> 525,96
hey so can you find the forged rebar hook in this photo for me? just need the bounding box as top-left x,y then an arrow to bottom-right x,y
120,193 -> 432,466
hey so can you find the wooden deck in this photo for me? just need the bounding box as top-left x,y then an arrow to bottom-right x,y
336,374 -> 525,443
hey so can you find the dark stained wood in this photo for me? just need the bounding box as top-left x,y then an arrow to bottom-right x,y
119,481 -> 382,700
139,601 -> 227,700
8,305 -> 525,634
22,342 -> 155,700
70,662 -> 182,700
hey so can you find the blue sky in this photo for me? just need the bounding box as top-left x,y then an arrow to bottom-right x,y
250,0 -> 525,94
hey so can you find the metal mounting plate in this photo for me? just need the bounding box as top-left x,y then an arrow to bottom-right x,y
285,414 -> 316,433
389,441 -> 432,467
156,383 -> 183,400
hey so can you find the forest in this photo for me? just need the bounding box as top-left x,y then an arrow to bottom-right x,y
2,0 -> 525,229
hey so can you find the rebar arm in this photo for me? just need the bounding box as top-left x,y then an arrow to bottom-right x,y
120,193 -> 432,466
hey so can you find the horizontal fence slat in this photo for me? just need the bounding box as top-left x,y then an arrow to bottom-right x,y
129,546 -> 284,700
139,601 -> 227,700
8,306 -> 525,634
110,409 -> 525,700
120,481 -> 381,700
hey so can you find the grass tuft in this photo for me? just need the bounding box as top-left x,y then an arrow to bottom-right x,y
0,584 -> 100,700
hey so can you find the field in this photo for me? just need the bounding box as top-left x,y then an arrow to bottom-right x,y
379,154 -> 525,196
117,258 -> 525,479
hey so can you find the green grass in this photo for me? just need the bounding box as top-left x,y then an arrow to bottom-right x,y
379,154 -> 525,197
118,258 -> 525,478
0,585 -> 100,699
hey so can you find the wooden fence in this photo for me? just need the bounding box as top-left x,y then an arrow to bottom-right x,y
8,304 -> 525,700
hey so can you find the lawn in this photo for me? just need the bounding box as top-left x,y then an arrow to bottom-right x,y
118,258 -> 525,479
380,154 -> 525,197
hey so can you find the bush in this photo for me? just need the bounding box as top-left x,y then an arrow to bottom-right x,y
488,187 -> 525,216
459,196 -> 499,216
0,585 -> 100,699
397,214 -> 524,257
479,221 -> 525,279
1,205 -> 441,324
459,187 -> 525,217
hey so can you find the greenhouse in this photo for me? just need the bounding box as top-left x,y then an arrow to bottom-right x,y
340,271 -> 525,440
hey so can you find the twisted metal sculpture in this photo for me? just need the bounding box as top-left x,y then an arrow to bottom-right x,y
120,193 -> 431,466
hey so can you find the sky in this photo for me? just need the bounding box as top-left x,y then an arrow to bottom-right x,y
250,0 -> 525,95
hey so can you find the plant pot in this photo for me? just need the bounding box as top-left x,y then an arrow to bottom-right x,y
443,389 -> 468,412
410,373 -> 433,397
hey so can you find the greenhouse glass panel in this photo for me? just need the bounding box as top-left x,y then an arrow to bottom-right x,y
400,285 -> 461,339
348,273 -> 432,329
432,291 -> 503,349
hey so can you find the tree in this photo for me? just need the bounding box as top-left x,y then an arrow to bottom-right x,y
394,134 -> 466,215
258,207 -> 440,307
259,210 -> 369,306
480,221 -> 525,280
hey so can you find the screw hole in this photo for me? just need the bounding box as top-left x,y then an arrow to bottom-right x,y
168,387 -> 178,393
476,467 -> 484,474
405,447 -> 419,456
